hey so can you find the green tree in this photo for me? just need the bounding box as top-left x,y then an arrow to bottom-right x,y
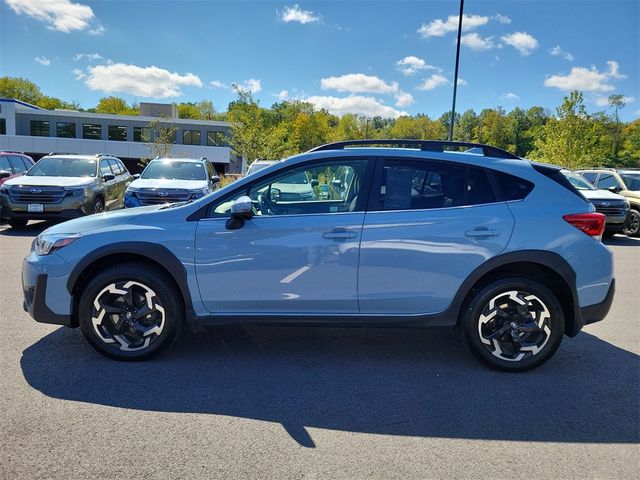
146,119 -> 177,160
531,91 -> 608,168
607,94 -> 626,158
0,77 -> 42,104
455,109 -> 479,142
227,90 -> 269,165
96,96 -> 138,115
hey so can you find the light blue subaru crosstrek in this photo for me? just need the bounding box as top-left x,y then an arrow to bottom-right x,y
22,140 -> 615,371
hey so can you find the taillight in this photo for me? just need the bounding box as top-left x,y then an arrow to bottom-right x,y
563,213 -> 606,239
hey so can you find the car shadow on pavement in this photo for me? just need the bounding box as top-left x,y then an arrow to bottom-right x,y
604,235 -> 640,247
0,221 -> 50,237
21,325 -> 640,447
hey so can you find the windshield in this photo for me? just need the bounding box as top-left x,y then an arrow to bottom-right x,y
275,171 -> 309,185
562,170 -> 595,190
141,161 -> 206,181
620,173 -> 640,191
27,157 -> 97,177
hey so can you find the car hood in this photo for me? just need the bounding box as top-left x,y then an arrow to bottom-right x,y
42,205 -> 164,235
4,176 -> 95,188
129,178 -> 207,190
580,189 -> 626,201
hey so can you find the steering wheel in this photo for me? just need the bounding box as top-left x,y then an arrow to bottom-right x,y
258,192 -> 273,215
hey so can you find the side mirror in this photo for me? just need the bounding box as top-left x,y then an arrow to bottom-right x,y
226,195 -> 253,230
132,173 -> 140,179
103,173 -> 115,181
211,175 -> 221,184
608,186 -> 621,193
0,170 -> 11,179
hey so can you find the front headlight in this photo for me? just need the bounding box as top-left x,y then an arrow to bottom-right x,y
189,187 -> 209,199
64,186 -> 86,196
34,233 -> 81,256
0,185 -> 11,194
125,186 -> 140,196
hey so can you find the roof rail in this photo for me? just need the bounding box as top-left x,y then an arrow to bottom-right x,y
46,152 -> 77,156
0,150 -> 25,154
308,139 -> 521,160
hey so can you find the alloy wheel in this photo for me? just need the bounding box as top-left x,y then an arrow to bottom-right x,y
622,210 -> 639,236
91,280 -> 165,351
477,290 -> 552,362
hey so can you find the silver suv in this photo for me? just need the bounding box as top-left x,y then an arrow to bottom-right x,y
0,153 -> 132,228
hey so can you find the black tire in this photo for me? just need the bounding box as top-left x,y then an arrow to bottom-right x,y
602,230 -> 615,239
461,277 -> 564,372
92,196 -> 105,214
78,263 -> 183,360
622,209 -> 640,237
8,219 -> 28,229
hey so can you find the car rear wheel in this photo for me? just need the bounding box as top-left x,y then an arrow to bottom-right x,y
78,263 -> 182,360
8,219 -> 28,229
622,209 -> 640,237
461,277 -> 564,371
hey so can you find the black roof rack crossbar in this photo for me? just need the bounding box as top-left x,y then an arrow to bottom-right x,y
308,139 -> 520,160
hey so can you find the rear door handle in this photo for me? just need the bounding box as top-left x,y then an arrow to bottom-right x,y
323,228 -> 357,240
465,227 -> 499,238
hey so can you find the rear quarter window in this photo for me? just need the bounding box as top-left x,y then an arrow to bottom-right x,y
495,171 -> 535,201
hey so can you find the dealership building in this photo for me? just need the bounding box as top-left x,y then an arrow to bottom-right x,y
0,98 -> 238,173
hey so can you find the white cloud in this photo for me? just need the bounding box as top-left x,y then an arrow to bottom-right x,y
85,63 -> 202,98
417,74 -> 450,91
74,52 -> 103,62
606,60 -> 626,79
281,4 -> 319,24
72,68 -> 86,80
549,45 -> 574,61
461,33 -> 495,51
233,79 -> 262,94
544,61 -> 626,93
594,95 -> 635,107
306,95 -> 407,118
210,80 -> 228,89
276,90 -> 289,101
394,91 -> 414,107
494,14 -> 511,24
418,14 -> 489,38
6,0 -> 96,33
501,32 -> 539,55
501,92 -> 520,101
88,24 -> 105,35
321,73 -> 398,94
395,56 -> 439,76
458,78 -> 468,86
34,56 -> 50,66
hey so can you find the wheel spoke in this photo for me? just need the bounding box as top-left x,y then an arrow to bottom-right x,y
486,323 -> 511,340
101,302 -> 126,314
134,304 -> 153,319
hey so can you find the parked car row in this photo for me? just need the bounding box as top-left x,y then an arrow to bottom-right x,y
0,153 -> 220,228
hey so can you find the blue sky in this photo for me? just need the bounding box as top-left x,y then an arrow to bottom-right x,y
1,0 -> 638,120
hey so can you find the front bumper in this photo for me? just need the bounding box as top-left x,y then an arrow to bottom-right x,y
23,273 -> 73,326
22,253 -> 75,327
1,192 -> 90,220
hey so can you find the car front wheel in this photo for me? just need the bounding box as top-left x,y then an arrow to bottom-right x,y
78,263 -> 182,360
622,209 -> 640,237
461,277 -> 564,371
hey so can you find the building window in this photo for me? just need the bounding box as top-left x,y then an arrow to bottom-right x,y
183,130 -> 201,145
30,120 -> 50,137
83,124 -> 102,140
0,118 -> 6,135
133,126 -> 152,142
56,122 -> 76,138
108,125 -> 127,141
207,131 -> 224,146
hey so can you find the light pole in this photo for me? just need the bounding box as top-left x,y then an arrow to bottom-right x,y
448,0 -> 464,141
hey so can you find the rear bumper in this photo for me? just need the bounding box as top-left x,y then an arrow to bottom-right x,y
580,278 -> 615,326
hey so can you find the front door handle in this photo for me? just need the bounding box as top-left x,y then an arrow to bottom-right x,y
465,227 -> 499,238
323,228 -> 357,240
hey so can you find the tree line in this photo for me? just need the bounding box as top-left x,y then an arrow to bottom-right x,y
1,76 -> 638,170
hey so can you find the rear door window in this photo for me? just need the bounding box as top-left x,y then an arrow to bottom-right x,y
100,159 -> 114,176
374,159 -> 497,211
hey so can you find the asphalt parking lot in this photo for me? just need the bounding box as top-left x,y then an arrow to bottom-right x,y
0,222 -> 638,479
